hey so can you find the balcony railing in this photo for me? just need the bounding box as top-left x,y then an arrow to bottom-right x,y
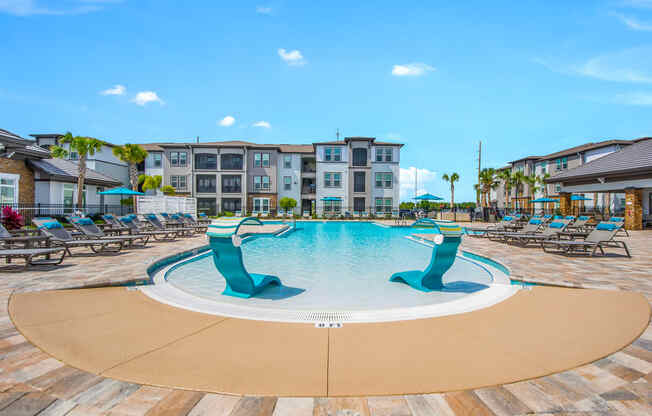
302,185 -> 316,194
221,186 -> 242,193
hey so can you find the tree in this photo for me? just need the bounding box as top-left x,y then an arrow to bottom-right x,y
50,132 -> 104,208
279,197 -> 297,214
496,169 -> 513,210
510,171 -> 526,210
441,173 -> 460,210
112,144 -> 148,208
161,185 -> 176,196
537,173 -> 551,198
138,174 -> 163,193
478,168 -> 499,208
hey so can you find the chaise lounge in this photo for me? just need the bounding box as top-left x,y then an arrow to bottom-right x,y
541,222 -> 631,257
207,217 -> 281,298
33,218 -> 123,255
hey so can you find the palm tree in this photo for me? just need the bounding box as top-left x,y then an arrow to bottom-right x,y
496,169 -> 513,211
138,174 -> 163,193
478,168 -> 499,208
537,173 -> 551,198
441,173 -> 460,210
510,171 -> 526,211
50,132 -> 104,209
113,144 -> 148,207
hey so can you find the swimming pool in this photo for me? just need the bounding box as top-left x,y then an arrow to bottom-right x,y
143,221 -> 518,322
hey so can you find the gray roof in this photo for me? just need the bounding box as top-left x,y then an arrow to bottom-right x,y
29,158 -> 122,187
0,128 -> 51,159
547,138 -> 652,182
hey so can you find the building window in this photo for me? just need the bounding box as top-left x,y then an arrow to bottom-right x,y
222,198 -> 241,213
376,148 -> 392,162
221,175 -> 241,193
254,176 -> 270,191
324,200 -> 342,213
375,198 -> 392,213
283,176 -> 292,190
556,157 -> 568,170
69,152 -> 79,161
352,148 -> 367,166
0,174 -> 19,204
253,198 -> 270,213
324,147 -> 342,162
375,172 -> 392,188
324,172 -> 342,188
196,175 -> 216,193
170,151 -> 187,167
555,183 -> 561,193
152,153 -> 162,168
195,153 -> 217,170
354,172 -> 365,192
254,153 -> 270,168
283,155 -> 292,169
221,154 -> 243,170
197,198 -> 217,216
170,175 -> 187,190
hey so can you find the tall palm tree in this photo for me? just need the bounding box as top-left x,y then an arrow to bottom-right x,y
113,144 -> 148,207
510,171 -> 526,210
50,132 -> 104,209
441,173 -> 460,210
478,168 -> 499,208
496,169 -> 513,211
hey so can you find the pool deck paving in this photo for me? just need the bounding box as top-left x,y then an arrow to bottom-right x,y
0,224 -> 650,415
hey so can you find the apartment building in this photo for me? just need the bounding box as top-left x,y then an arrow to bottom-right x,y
137,137 -> 403,216
493,139 -> 633,210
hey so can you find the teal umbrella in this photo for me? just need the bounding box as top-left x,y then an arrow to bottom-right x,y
99,187 -> 144,196
320,197 -> 342,201
99,187 -> 144,215
571,195 -> 592,201
530,197 -> 558,203
414,193 -> 443,201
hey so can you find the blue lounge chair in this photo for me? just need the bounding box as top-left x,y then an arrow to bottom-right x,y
206,217 -> 281,298
390,219 -> 463,291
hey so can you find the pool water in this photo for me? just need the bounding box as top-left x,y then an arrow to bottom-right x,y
164,222 -> 498,311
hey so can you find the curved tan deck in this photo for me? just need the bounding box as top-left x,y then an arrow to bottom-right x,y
9,285 -> 650,397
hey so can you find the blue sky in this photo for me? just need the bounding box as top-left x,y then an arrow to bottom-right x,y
2,0 -> 652,202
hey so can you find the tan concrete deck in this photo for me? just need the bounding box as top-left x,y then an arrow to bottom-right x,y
0,229 -> 650,414
9,285 -> 649,397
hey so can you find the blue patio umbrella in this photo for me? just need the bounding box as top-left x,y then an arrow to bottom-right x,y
320,197 -> 342,201
571,195 -> 592,201
414,193 -> 443,201
530,197 -> 558,203
99,187 -> 145,196
99,187 -> 145,215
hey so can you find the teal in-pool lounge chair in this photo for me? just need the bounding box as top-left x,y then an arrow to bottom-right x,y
206,217 -> 281,298
389,220 -> 463,291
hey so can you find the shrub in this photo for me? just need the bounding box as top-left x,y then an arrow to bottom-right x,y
223,211 -> 234,217
1,206 -> 24,230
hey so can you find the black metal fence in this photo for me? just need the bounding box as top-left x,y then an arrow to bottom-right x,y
1,203 -> 135,225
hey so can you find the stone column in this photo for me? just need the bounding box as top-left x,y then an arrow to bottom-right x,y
559,192 -> 571,216
625,188 -> 643,230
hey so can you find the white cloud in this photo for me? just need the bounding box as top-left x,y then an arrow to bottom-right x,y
400,167 -> 438,201
256,5 -> 272,14
252,120 -> 271,128
278,48 -> 306,66
615,91 -> 652,105
0,0 -> 117,16
131,91 -> 163,106
613,13 -> 652,30
100,84 -> 126,96
536,48 -> 652,84
391,63 -> 435,77
218,115 -> 235,127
